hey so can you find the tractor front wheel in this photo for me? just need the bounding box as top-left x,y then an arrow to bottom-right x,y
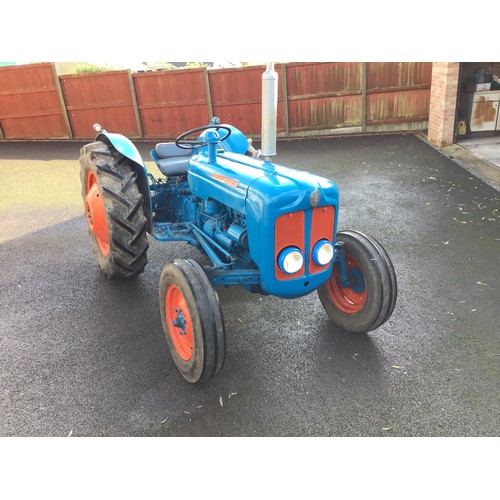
159,259 -> 226,384
318,230 -> 397,333
79,141 -> 149,279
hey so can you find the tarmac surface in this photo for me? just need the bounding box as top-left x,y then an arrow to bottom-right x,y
0,133 -> 499,437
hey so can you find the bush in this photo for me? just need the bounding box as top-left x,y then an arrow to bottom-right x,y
72,63 -> 113,74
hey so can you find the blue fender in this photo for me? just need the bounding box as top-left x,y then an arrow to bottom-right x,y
220,125 -> 250,155
96,131 -> 153,231
197,120 -> 250,155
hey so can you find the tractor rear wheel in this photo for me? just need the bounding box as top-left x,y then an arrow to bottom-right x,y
318,230 -> 397,333
159,259 -> 226,384
79,141 -> 149,279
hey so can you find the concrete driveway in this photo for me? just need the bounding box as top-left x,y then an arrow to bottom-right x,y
0,134 -> 499,437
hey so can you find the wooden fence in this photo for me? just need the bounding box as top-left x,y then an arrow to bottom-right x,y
0,62 -> 432,141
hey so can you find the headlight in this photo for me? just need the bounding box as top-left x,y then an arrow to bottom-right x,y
278,247 -> 304,274
312,240 -> 334,266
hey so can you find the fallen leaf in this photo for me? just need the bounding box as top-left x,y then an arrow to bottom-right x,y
382,427 -> 391,431
219,396 -> 223,407
391,365 -> 401,369
471,309 -> 477,312
476,281 -> 487,286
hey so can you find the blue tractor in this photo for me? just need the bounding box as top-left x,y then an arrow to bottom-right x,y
79,66 -> 397,384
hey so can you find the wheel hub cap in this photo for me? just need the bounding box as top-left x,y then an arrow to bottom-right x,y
327,254 -> 367,314
85,172 -> 110,256
165,285 -> 194,361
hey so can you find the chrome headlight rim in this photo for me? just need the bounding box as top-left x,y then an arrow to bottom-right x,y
278,246 -> 304,275
312,239 -> 334,266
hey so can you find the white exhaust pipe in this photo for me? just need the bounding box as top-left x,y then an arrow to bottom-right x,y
261,62 -> 278,162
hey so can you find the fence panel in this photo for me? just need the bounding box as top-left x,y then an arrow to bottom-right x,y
286,62 -> 363,133
366,62 -> 432,127
0,63 -> 69,139
133,68 -> 209,139
209,65 -> 285,135
59,70 -> 139,140
0,62 -> 434,141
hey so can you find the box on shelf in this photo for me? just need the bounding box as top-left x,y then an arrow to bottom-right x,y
466,83 -> 492,92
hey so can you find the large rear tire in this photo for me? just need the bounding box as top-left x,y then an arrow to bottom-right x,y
318,230 -> 397,333
79,141 -> 149,279
159,259 -> 226,384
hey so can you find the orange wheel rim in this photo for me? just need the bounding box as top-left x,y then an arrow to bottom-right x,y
84,172 -> 110,256
327,254 -> 367,314
165,284 -> 194,361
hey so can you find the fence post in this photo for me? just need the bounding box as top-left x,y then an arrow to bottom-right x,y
128,70 -> 144,138
52,63 -> 73,139
361,62 -> 367,133
280,63 -> 290,137
203,67 -> 214,121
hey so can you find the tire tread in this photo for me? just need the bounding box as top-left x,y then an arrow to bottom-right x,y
79,141 -> 149,279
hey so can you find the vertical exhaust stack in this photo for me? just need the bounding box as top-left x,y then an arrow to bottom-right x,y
261,62 -> 278,163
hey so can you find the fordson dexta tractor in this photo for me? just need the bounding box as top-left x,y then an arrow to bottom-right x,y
79,64 -> 397,384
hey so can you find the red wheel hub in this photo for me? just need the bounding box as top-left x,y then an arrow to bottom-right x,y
84,172 -> 110,256
165,284 -> 194,361
327,254 -> 367,314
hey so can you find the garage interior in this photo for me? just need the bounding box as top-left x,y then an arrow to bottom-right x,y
455,62 -> 500,168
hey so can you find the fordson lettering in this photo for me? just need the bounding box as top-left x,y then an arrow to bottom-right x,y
212,173 -> 239,188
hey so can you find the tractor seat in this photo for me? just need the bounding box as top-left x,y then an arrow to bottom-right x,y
153,142 -> 192,176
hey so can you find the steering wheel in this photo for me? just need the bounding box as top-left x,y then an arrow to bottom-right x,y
175,124 -> 232,150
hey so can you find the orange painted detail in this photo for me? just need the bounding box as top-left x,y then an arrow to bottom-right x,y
309,206 -> 335,274
212,173 -> 240,188
84,172 -> 110,256
165,284 -> 194,361
275,211 -> 305,280
326,254 -> 367,314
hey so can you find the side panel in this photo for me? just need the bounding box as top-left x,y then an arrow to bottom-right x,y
187,153 -> 265,213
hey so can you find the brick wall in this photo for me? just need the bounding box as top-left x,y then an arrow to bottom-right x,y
427,63 -> 460,147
